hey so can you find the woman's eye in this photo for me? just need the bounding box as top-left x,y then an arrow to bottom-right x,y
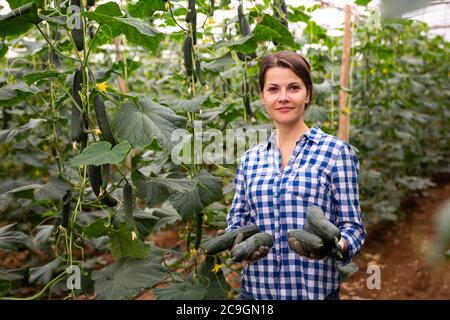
268,87 -> 278,92
289,86 -> 300,90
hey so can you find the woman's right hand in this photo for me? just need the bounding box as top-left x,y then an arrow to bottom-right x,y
220,230 -> 270,264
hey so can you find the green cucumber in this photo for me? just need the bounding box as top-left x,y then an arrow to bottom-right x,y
70,0 -> 84,51
88,165 -> 118,207
194,212 -> 203,250
61,190 -> 71,228
194,58 -> 206,86
183,35 -> 193,77
230,232 -> 274,262
71,69 -> 87,143
307,206 -> 341,244
202,225 -> 260,255
288,229 -> 324,254
123,181 -> 136,230
92,90 -> 117,146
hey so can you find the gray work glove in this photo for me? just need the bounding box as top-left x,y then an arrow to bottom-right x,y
217,229 -> 270,264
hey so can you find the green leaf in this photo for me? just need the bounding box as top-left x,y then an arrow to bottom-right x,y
145,204 -> 182,232
0,43 -> 8,59
132,171 -> 195,208
169,170 -> 223,218
154,280 -> 206,300
257,14 -> 295,47
92,257 -> 167,300
6,0 -> 43,10
0,118 -> 46,144
70,140 -> 132,167
0,224 -> 29,251
84,3 -> 164,53
34,225 -> 54,246
109,222 -> 151,260
36,176 -> 71,201
0,83 -> 41,107
114,98 -> 186,149
355,0 -> 372,5
29,258 -> 61,285
0,2 -> 42,38
83,218 -> 110,238
202,54 -> 234,73
289,8 -> 311,23
159,95 -> 208,113
127,0 -> 166,18
198,256 -> 231,300
23,70 -> 64,85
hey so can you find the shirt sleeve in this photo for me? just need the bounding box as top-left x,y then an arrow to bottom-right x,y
225,151 -> 252,231
331,142 -> 367,265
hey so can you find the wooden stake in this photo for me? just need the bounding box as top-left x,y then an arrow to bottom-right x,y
338,4 -> 352,142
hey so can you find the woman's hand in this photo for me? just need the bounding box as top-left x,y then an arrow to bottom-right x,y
217,229 -> 270,264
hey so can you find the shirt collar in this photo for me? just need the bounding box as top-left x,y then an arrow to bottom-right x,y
264,125 -> 323,152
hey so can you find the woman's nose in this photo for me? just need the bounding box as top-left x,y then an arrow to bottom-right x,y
278,89 -> 289,101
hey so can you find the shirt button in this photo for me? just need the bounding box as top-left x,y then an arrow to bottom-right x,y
274,190 -> 278,196
276,255 -> 281,261
275,232 -> 279,238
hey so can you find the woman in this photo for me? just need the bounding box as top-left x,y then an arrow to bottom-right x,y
225,51 -> 366,300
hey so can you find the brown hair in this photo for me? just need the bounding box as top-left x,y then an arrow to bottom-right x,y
258,51 -> 313,109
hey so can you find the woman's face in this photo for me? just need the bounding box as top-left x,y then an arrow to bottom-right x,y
260,67 -> 310,127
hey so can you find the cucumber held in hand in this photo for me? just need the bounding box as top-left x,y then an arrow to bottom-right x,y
202,225 -> 260,255
288,229 -> 324,254
307,206 -> 341,245
230,232 -> 274,262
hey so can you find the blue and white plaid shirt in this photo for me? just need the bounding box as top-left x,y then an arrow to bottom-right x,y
226,126 -> 366,300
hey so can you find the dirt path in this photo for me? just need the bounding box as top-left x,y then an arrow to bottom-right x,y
340,174 -> 450,300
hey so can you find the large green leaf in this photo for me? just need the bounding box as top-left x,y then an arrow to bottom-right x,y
23,70 -> 66,85
144,204 -> 182,232
132,171 -> 195,208
34,225 -> 54,246
202,54 -> 234,73
214,14 -> 295,53
83,218 -> 110,238
36,176 -> 71,201
0,224 -> 29,251
29,258 -> 61,285
0,118 -> 46,144
92,257 -> 167,300
0,1 -> 42,38
6,0 -> 43,9
198,256 -> 231,300
169,170 -> 223,218
159,95 -> 208,113
70,140 -> 131,167
0,83 -> 41,107
83,2 -> 164,53
154,280 -> 206,300
127,0 -> 166,18
256,14 -> 295,47
114,98 -> 186,149
109,222 -> 151,260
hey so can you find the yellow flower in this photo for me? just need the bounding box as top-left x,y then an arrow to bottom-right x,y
190,248 -> 197,257
382,68 -> 388,74
207,16 -> 216,26
96,82 -> 108,92
212,263 -> 224,273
